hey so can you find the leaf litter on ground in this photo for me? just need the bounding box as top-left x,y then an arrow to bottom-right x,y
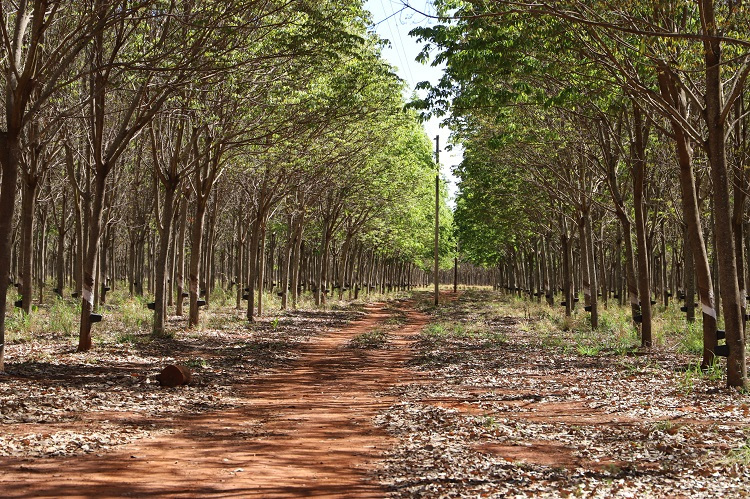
374,290 -> 750,498
0,304 -> 363,459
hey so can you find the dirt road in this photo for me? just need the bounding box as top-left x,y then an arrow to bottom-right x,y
1,300 -> 427,498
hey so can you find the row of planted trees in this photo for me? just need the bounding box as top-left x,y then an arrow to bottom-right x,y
415,1 -> 750,388
0,0 -> 455,371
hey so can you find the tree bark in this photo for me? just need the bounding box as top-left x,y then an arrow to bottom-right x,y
684,225 -> 697,323
700,0 -> 746,387
632,105 -> 652,346
176,193 -> 188,316
657,70 -> 718,368
188,197 -> 207,327
78,166 -> 108,352
55,192 -> 68,297
20,169 -> 38,314
246,213 -> 261,321
0,135 -> 22,369
153,184 -> 176,336
257,223 -> 267,317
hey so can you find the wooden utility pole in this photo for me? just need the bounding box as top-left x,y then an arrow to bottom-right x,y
453,243 -> 458,293
434,135 -> 440,306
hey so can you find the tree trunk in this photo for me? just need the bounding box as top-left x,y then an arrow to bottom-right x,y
317,222 -> 332,306
585,209 -> 599,327
658,70 -> 718,369
153,185 -> 176,336
175,193 -> 188,317
20,171 -> 38,314
700,0 -> 746,387
281,215 -> 294,309
632,105 -> 652,346
732,96 -> 747,331
561,223 -> 572,318
257,223 -> 267,317
684,226 -> 697,323
0,135 -> 22,369
188,199 -> 207,327
78,167 -> 109,352
55,192 -> 67,297
246,213 -> 261,321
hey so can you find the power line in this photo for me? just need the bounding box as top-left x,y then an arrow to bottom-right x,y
391,6 -> 417,85
379,0 -> 411,84
376,0 -> 416,86
373,6 -> 407,26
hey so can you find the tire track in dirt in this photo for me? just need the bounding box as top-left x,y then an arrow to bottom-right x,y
1,300 -> 429,498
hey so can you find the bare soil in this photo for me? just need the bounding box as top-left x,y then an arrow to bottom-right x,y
0,299 -> 428,498
4,290 -> 750,498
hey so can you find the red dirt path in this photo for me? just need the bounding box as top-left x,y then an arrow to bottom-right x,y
1,301 -> 429,498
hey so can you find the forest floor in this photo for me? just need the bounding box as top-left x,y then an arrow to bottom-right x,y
1,289 -> 750,497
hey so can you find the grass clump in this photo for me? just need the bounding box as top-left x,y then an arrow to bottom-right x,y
349,329 -> 388,349
119,296 -> 152,330
576,344 -> 601,357
5,308 -> 33,343
720,439 -> 750,466
49,298 -> 78,337
679,321 -> 704,355
185,356 -> 209,369
679,360 -> 724,394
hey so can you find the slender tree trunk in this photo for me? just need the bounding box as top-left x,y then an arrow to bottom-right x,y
732,97 -> 747,332
203,194 -> 218,306
167,222 -> 176,307
684,226 -> 697,323
257,223 -> 267,317
291,225 -> 304,308
561,224 -> 572,318
0,135 -> 22,369
632,106 -> 652,346
316,222 -> 331,306
99,226 -> 110,305
246,214 -> 261,321
55,194 -> 67,297
659,69 -> 718,368
281,215 -> 294,309
78,167 -> 109,352
20,172 -> 38,314
543,236 -> 554,306
585,210 -> 599,327
153,186 -> 176,336
700,0 -> 746,387
599,223 -> 608,308
175,195 -> 188,317
189,199 -> 207,327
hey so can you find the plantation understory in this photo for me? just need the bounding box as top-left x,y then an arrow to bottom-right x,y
1,290 -> 748,497
3,2 -> 750,497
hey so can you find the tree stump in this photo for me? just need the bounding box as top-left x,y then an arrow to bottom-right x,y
157,364 -> 192,387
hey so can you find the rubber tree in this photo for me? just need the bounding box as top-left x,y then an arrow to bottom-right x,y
630,104 -> 652,347
0,1 -> 105,370
149,116 -> 192,336
187,126 -> 223,327
78,0 -> 178,351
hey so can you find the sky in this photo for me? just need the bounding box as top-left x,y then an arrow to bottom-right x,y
364,0 -> 462,205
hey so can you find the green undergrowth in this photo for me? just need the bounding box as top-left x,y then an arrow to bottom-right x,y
679,359 -> 724,394
721,434 -> 750,467
503,294 -> 724,357
5,297 -> 80,342
415,288 -> 743,364
3,279 -> 412,349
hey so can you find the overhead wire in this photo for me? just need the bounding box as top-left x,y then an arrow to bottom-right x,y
377,0 -> 416,87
